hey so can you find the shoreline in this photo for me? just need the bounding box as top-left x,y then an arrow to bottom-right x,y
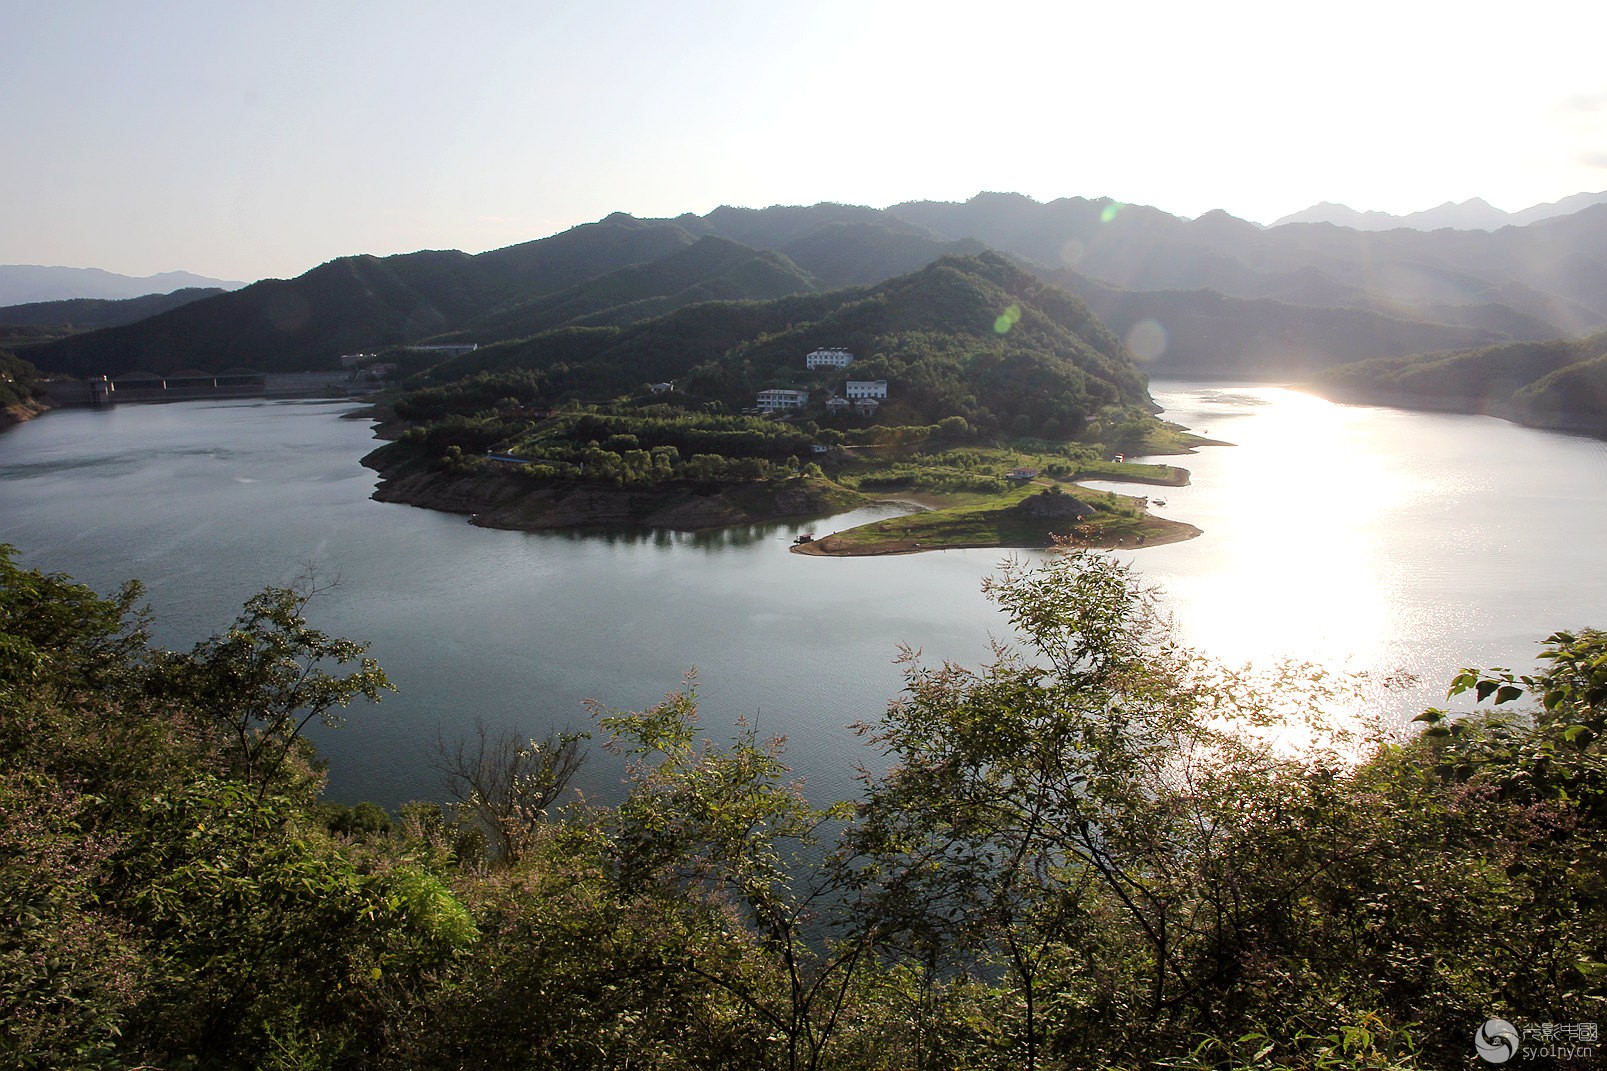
792,514 -> 1202,557
357,414 -> 1218,555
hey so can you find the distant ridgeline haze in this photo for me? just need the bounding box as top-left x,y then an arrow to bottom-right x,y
13,192 -> 1607,432
0,264 -> 243,305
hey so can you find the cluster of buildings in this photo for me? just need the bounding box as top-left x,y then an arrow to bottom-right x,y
754,349 -> 887,415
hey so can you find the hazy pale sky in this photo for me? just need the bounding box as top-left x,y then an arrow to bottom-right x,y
5,0 -> 1605,282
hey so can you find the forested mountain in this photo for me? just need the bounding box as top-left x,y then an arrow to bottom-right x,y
443,236 -> 821,343
1311,329 -> 1607,434
406,252 -> 1145,438
18,193 -> 1607,391
0,288 -> 226,344
19,208 -> 979,378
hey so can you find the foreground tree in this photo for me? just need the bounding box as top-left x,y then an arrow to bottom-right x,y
434,718 -> 588,864
847,550 -> 1414,1069
0,549 -> 471,1070
7,543 -> 1603,1069
148,574 -> 395,797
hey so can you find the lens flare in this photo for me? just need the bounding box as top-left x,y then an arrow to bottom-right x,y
993,304 -> 1022,334
1100,201 -> 1123,224
1125,319 -> 1167,361
1059,238 -> 1085,266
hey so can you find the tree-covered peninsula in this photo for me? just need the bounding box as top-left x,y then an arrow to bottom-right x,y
5,546 -> 1603,1069
365,254 -> 1204,550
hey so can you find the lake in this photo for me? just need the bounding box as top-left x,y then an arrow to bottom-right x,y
2,383 -> 1603,808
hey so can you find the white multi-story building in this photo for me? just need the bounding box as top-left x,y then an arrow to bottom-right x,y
805,347 -> 855,370
756,388 -> 810,410
845,380 -> 887,400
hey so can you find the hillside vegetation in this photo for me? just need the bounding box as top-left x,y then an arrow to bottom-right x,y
402,253 -> 1143,437
363,254 -> 1192,545
1312,329 -> 1607,434
5,546 -> 1604,1069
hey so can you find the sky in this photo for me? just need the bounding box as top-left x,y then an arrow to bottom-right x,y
4,0 -> 1606,283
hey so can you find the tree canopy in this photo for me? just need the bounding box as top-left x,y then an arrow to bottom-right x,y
3,544 -> 1603,1069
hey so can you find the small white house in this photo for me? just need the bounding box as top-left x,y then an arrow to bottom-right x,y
845,380 -> 888,400
825,396 -> 850,411
756,388 -> 810,411
806,347 -> 855,370
649,382 -> 674,394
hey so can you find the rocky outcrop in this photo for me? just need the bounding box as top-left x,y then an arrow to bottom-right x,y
0,399 -> 50,430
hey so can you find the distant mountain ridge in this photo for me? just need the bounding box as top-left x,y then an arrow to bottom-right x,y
20,208 -> 984,377
1272,191 -> 1607,231
0,289 -> 227,331
0,265 -> 245,305
17,192 -> 1607,393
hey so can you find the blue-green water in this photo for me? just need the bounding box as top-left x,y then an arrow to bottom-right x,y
2,385 -> 1604,807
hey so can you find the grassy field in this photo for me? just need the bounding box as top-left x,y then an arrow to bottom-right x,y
794,428 -> 1214,557
798,480 -> 1201,557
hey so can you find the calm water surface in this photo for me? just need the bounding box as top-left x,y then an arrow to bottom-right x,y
1,385 -> 1603,807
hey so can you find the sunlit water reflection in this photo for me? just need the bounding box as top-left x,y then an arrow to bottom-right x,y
1090,384 -> 1607,723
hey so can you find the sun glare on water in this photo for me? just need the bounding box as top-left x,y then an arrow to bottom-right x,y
1128,388 -> 1432,674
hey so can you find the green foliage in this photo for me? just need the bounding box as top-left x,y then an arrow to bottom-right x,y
435,719 -> 589,864
5,545 -> 1605,1069
846,552 -> 1607,1069
0,543 -> 148,695
395,253 -> 1153,454
149,577 -> 395,796
0,548 -> 458,1070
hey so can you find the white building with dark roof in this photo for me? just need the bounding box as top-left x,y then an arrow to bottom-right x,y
845,380 -> 887,400
806,347 -> 855,370
756,388 -> 810,411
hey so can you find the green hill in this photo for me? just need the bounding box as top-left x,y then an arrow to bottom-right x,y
405,252 -> 1144,438
20,216 -> 700,377
0,287 -> 225,334
1311,329 -> 1607,434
